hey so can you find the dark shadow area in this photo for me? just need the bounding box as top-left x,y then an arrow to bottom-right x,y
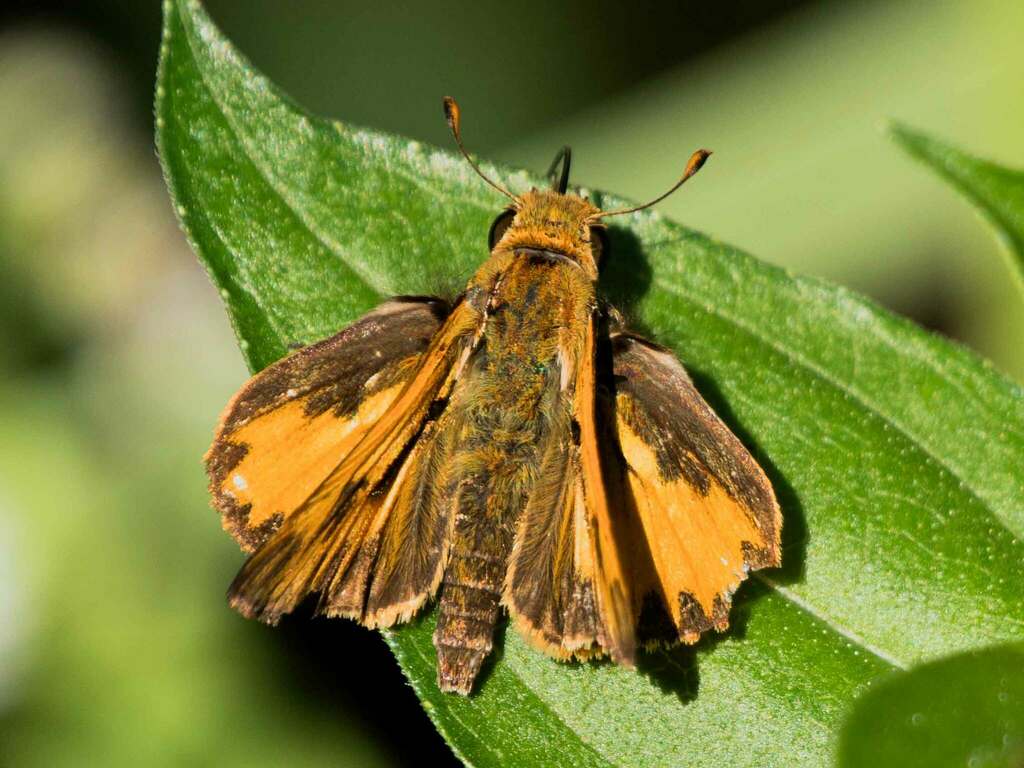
597,224 -> 654,327
873,247 -> 962,341
636,644 -> 701,703
0,263 -> 78,375
273,602 -> 461,768
635,577 -> 768,702
472,614 -> 509,692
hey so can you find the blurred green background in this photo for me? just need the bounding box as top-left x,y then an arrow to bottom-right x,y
1,1 -> 1022,765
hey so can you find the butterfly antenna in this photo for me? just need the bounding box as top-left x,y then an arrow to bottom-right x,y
593,149 -> 711,220
443,97 -> 516,201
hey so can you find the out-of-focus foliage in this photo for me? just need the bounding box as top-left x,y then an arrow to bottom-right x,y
3,0 -> 1024,766
155,1 -> 1024,765
840,645 -> 1024,768
0,32 -> 386,768
891,122 -> 1024,298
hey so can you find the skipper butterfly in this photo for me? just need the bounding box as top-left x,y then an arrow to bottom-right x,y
206,98 -> 782,694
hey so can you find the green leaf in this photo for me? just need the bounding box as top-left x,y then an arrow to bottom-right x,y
839,644 -> 1024,768
156,1 -> 1024,765
890,122 -> 1024,298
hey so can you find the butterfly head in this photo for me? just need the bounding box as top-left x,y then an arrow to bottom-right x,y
483,190 -> 602,277
443,96 -> 710,279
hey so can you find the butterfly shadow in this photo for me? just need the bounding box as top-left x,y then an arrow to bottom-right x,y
597,224 -> 655,323
269,600 -> 462,768
639,571 -> 793,704
479,589 -> 769,707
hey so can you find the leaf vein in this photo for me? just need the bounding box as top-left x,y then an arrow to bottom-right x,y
756,576 -> 907,670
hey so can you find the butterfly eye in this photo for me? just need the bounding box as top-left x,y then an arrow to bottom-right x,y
589,226 -> 609,266
488,209 -> 516,250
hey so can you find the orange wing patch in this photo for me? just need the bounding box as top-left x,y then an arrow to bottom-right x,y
217,382 -> 407,540
618,423 -> 764,638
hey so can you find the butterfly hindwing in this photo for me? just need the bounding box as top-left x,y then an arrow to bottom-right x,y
503,385 -> 602,658
358,407 -> 462,627
503,316 -> 781,661
609,331 -> 782,642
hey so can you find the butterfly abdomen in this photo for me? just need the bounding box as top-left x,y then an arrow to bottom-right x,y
433,384 -> 546,692
433,503 -> 508,693
434,258 -> 587,693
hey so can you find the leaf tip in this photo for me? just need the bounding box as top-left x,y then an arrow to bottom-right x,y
885,120 -> 931,157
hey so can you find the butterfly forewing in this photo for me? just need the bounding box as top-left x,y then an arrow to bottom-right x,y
206,297 -> 451,551
207,296 -> 488,625
608,332 -> 782,641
